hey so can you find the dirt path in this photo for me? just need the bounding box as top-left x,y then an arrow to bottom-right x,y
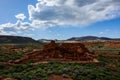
48,74 -> 73,80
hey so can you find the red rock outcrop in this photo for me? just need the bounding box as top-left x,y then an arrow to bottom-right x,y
9,41 -> 96,63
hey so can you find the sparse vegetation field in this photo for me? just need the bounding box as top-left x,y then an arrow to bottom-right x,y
0,42 -> 120,80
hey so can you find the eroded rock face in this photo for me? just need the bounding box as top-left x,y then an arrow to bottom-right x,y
10,41 -> 96,63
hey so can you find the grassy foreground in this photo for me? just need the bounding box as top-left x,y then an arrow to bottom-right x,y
0,43 -> 120,80
0,55 -> 120,80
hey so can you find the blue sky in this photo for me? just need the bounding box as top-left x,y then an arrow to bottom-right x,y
0,0 -> 120,40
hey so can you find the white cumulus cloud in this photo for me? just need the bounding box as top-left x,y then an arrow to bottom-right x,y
0,20 -> 32,35
15,13 -> 26,20
28,0 -> 120,28
0,0 -> 120,35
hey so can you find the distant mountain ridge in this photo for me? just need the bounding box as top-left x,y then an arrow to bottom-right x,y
0,35 -> 120,43
0,35 -> 37,43
67,36 -> 120,41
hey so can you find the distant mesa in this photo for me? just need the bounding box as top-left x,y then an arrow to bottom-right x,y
67,36 -> 120,41
38,36 -> 120,43
1,35 -> 120,44
0,35 -> 37,43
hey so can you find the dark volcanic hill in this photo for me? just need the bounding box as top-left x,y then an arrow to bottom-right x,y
0,35 -> 37,43
67,36 -> 120,41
